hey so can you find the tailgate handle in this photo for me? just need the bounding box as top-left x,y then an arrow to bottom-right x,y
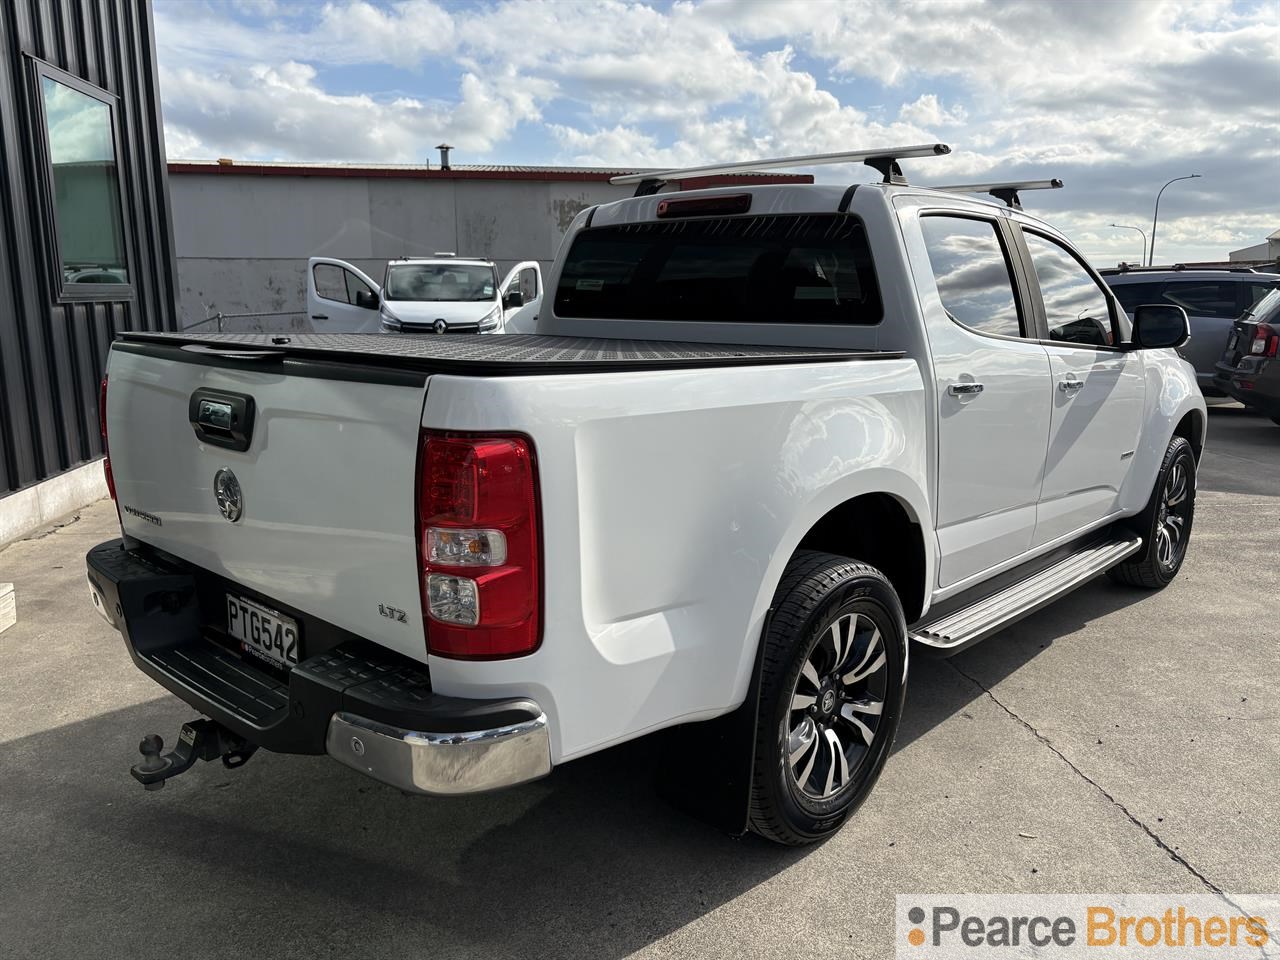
181,344 -> 284,360
189,389 -> 256,452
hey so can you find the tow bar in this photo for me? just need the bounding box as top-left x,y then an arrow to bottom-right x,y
130,719 -> 258,790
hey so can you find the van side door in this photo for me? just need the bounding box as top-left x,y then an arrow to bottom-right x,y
499,261 -> 543,334
306,257 -> 381,333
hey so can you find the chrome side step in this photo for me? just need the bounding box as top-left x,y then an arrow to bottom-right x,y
911,534 -> 1143,655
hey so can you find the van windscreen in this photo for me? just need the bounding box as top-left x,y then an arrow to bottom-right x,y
553,214 -> 882,325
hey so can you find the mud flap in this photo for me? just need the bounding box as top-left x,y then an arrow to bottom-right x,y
654,611 -> 770,837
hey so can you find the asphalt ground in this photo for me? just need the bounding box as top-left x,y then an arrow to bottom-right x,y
0,404 -> 1276,959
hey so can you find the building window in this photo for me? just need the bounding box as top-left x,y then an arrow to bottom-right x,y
31,60 -> 132,301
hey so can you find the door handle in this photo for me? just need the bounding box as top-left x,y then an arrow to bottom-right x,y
311,314 -> 329,320
947,382 -> 984,396
1058,377 -> 1085,394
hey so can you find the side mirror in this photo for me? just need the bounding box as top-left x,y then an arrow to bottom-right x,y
355,290 -> 379,310
1131,303 -> 1189,349
503,289 -> 525,309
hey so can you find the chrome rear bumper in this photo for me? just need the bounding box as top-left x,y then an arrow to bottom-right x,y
326,709 -> 551,796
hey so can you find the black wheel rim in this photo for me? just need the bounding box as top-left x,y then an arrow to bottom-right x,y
1155,457 -> 1192,572
785,611 -> 889,801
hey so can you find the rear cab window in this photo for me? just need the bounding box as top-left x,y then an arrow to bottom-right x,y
553,214 -> 882,325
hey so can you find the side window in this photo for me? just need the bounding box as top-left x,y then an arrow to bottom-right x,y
34,64 -> 131,299
1160,280 -> 1241,320
1110,281 -> 1164,315
510,266 -> 538,302
1245,282 -> 1278,310
1023,232 -> 1114,347
344,269 -> 373,304
919,215 -> 1023,338
313,264 -> 349,303
520,266 -> 538,302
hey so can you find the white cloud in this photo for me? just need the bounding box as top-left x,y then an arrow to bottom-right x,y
152,0 -> 1280,262
160,57 -> 545,160
315,0 -> 456,68
898,94 -> 967,128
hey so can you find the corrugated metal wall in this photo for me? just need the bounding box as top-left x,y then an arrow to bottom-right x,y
0,0 -> 177,496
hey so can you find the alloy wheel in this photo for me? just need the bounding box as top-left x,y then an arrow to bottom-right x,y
785,611 -> 889,801
1155,459 -> 1191,571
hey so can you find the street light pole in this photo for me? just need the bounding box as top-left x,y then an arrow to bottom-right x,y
1110,223 -> 1148,267
1149,174 -> 1201,266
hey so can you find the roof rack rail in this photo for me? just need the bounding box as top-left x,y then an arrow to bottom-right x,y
1101,263 -> 1267,275
609,144 -> 951,197
931,179 -> 1063,210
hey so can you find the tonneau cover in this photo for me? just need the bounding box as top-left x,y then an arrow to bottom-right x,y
117,331 -> 895,375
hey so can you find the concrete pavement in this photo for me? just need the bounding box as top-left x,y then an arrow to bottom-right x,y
0,405 -> 1275,960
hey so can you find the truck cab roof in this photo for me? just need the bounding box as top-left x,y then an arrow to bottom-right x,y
582,180 -> 1066,239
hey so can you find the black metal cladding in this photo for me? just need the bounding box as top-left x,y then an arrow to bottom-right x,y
0,0 -> 178,496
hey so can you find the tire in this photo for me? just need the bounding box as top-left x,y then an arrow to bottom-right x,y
1108,436 -> 1196,589
748,551 -> 908,846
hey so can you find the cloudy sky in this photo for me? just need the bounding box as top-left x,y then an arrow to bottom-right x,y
152,0 -> 1278,265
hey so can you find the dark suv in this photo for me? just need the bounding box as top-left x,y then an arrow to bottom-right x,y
1102,267 -> 1280,395
1214,289 -> 1280,423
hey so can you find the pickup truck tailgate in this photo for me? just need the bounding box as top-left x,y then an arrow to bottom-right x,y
105,340 -> 429,660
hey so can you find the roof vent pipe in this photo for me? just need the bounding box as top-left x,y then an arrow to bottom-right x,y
436,143 -> 453,171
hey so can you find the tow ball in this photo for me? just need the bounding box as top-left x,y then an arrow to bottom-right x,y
130,719 -> 258,790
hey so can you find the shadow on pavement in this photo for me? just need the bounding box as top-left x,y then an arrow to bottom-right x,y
897,575 -> 1154,750
0,574 -> 1157,959
1198,404 -> 1279,497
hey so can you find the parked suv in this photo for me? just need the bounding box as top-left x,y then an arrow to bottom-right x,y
1214,288 -> 1280,423
1102,266 -> 1280,396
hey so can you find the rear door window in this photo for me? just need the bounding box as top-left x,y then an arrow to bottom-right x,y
919,215 -> 1024,338
1246,282 -> 1280,309
1160,280 -> 1240,319
553,214 -> 881,325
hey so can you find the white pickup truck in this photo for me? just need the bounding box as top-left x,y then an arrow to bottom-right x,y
87,146 -> 1205,845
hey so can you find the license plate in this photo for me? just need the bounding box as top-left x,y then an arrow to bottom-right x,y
226,594 -> 300,669
1228,333 -> 1238,350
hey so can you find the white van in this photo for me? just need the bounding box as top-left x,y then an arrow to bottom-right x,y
305,254 -> 543,334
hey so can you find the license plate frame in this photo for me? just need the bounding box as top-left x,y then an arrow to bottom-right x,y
226,594 -> 300,670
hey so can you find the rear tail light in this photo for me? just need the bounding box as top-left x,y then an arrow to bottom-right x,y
416,431 -> 541,659
99,376 -> 116,503
1250,323 -> 1278,358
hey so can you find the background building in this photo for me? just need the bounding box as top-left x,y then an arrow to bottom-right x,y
1229,229 -> 1280,266
167,157 -> 810,330
0,0 -> 178,544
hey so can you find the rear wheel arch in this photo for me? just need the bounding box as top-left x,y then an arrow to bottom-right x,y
795,492 -> 927,623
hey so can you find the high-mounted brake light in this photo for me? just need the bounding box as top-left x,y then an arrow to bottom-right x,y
99,376 -> 116,504
656,194 -> 751,219
1250,323 -> 1278,358
416,431 -> 541,659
